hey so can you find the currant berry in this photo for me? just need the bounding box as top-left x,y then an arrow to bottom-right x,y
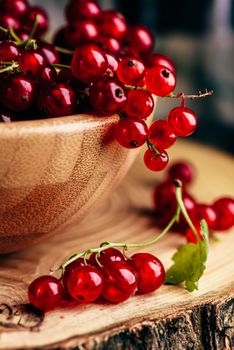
123,25 -> 154,54
18,49 -> 47,76
37,65 -> 57,86
98,36 -> 120,54
4,0 -> 29,19
66,0 -> 101,23
168,161 -> 194,185
24,6 -> 49,36
89,78 -> 127,114
37,83 -> 77,117
67,265 -> 103,302
212,197 -> 234,231
186,225 -> 204,244
99,10 -> 127,40
71,44 -> 108,83
0,14 -> 20,31
144,148 -> 169,172
115,117 -> 148,148
148,119 -> 176,149
89,248 -> 125,268
0,41 -> 19,62
130,253 -> 165,294
39,42 -> 59,65
191,204 -> 217,230
145,65 -> 176,96
64,21 -> 98,49
0,74 -> 36,112
117,57 -> 145,86
28,275 -> 63,311
146,53 -> 176,74
168,106 -> 197,137
102,261 -> 137,303
124,90 -> 154,119
62,258 -> 85,290
105,52 -> 119,73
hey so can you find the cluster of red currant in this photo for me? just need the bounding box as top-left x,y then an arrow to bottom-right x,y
28,248 -> 165,311
152,161 -> 234,240
0,0 -> 213,172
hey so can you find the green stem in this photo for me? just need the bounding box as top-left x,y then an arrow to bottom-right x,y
52,63 -> 71,69
28,15 -> 39,40
0,62 -> 19,73
55,46 -> 73,55
0,26 -> 8,34
146,139 -> 164,157
9,28 -> 22,44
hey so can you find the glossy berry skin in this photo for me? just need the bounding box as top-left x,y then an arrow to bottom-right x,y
105,52 -> 119,73
115,117 -> 148,148
186,225 -> 204,244
130,253 -> 165,294
191,204 -> 217,230
18,49 -> 47,76
66,0 -> 101,23
168,161 -> 194,185
117,57 -> 145,86
37,65 -> 57,86
28,275 -> 63,311
212,197 -> 234,231
99,10 -> 127,40
0,74 -> 36,112
64,21 -> 98,48
71,44 -> 108,83
145,65 -> 176,97
124,90 -> 154,119
62,258 -> 86,290
0,14 -> 20,31
102,261 -> 138,303
146,53 -> 176,74
148,119 -> 177,149
144,148 -> 169,172
98,36 -> 120,54
37,83 -> 77,117
124,25 -> 154,54
39,42 -> 59,65
89,78 -> 127,114
4,0 -> 29,18
0,41 -> 19,62
25,7 -> 49,36
89,248 -> 125,268
168,106 -> 197,137
67,265 -> 103,302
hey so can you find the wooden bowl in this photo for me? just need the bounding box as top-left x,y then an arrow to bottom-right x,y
0,114 -> 147,254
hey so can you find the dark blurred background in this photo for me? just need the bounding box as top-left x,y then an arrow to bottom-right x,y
33,0 -> 234,154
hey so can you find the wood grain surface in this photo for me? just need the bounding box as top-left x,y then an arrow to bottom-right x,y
0,114 -> 145,254
0,141 -> 233,350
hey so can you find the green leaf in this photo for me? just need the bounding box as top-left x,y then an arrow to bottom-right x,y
165,220 -> 209,292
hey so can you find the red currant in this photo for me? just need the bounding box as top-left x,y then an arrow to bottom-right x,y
115,117 -> 148,148
148,119 -> 176,149
145,65 -> 176,96
98,36 -> 120,54
130,253 -> 165,294
37,83 -> 77,117
37,65 -> 57,86
168,161 -> 194,185
0,41 -> 19,62
0,74 -> 36,112
191,204 -> 217,230
124,25 -> 154,54
64,21 -> 98,49
89,248 -> 125,268
4,0 -> 29,19
39,42 -> 59,65
0,14 -> 20,31
102,261 -> 137,303
24,7 -> 49,36
167,106 -> 197,137
71,44 -> 108,83
18,49 -> 47,76
186,225 -> 204,244
62,258 -> 85,290
28,275 -> 63,311
99,10 -> 127,40
67,265 -> 103,302
144,148 -> 169,171
66,0 -> 101,23
89,78 -> 127,114
146,53 -> 176,74
124,90 -> 154,119
212,197 -> 234,231
117,57 -> 145,86
105,52 -> 119,73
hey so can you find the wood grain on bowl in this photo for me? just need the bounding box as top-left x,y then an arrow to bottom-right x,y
0,114 -> 149,254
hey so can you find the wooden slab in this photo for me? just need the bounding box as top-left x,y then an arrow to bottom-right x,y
0,141 -> 233,350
